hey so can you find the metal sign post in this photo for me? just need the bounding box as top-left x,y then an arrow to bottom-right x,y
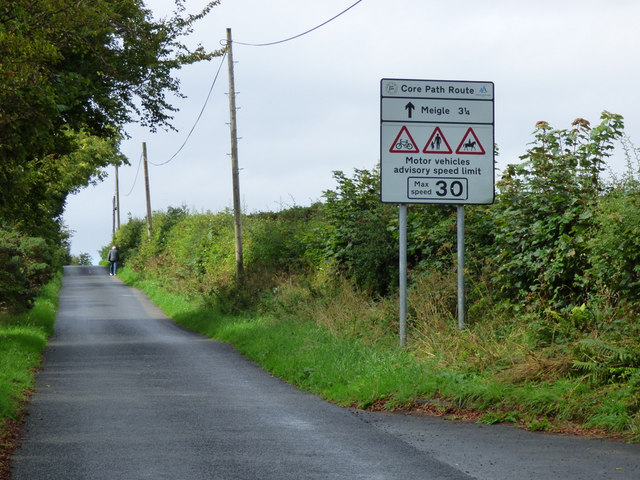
457,205 -> 466,330
380,78 -> 494,338
399,204 -> 407,345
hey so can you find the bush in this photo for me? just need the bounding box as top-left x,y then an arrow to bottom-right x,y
245,205 -> 319,274
168,212 -> 236,299
489,113 -> 624,308
406,204 -> 457,271
321,168 -> 398,295
0,228 -> 55,311
586,185 -> 640,302
101,215 -> 146,266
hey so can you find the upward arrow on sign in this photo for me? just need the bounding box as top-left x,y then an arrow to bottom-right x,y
405,102 -> 415,118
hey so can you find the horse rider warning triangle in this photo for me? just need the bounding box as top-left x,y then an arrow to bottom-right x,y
389,126 -> 419,153
455,127 -> 485,155
423,127 -> 452,154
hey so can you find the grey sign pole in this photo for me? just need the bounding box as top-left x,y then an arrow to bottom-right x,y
399,204 -> 408,346
457,205 -> 465,330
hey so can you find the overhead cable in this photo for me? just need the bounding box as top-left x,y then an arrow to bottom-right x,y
231,0 -> 364,47
150,50 -> 228,166
124,152 -> 143,197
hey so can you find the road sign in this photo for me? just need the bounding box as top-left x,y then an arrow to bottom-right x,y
380,78 -> 494,204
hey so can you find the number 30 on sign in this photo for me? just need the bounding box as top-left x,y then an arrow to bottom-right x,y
407,177 -> 468,201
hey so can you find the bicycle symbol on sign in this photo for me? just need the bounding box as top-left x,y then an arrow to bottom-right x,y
395,139 -> 414,150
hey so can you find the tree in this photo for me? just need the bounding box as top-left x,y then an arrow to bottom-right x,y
0,0 -> 221,308
0,0 -> 222,229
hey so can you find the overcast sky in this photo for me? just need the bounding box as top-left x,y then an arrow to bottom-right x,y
63,0 -> 640,263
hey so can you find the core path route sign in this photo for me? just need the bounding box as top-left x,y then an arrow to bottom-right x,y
380,78 -> 495,204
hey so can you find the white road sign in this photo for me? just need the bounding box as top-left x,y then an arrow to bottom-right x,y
380,79 -> 495,204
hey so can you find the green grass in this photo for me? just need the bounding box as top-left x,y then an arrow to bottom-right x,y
0,273 -> 61,424
119,267 -> 640,441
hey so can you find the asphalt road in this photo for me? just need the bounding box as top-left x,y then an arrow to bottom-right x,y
12,266 -> 640,479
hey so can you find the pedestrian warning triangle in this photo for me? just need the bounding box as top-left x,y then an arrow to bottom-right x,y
423,127 -> 452,154
389,126 -> 419,153
455,127 -> 485,155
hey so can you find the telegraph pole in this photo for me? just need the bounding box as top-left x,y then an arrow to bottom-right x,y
115,164 -> 121,231
112,196 -> 116,235
142,142 -> 153,238
226,28 -> 244,282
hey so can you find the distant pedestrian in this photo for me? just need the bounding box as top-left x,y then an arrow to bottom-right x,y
108,246 -> 119,276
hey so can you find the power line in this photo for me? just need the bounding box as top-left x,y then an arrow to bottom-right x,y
124,152 -> 143,197
150,50 -> 228,166
143,0 -> 363,171
232,0 -> 364,47
149,0 -> 363,168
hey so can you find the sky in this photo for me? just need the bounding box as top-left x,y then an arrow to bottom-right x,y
63,0 -> 640,264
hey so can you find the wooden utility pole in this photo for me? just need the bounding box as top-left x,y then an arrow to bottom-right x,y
142,142 -> 153,238
112,196 -> 116,235
226,28 -> 244,281
115,164 -> 121,231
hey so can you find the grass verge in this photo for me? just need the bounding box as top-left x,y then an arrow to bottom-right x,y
118,267 -> 640,442
0,273 -> 61,477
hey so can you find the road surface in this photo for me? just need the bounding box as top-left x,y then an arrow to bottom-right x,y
12,266 -> 640,479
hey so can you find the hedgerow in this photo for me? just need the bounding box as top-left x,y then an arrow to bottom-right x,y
107,111 -> 640,404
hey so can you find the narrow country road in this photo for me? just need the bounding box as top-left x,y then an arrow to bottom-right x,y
11,266 -> 640,479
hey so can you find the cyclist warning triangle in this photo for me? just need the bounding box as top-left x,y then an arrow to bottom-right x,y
389,126 -> 419,153
423,127 -> 452,154
455,127 -> 486,155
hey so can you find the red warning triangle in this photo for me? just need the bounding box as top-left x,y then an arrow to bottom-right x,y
422,127 -> 452,154
455,127 -> 485,155
389,126 -> 419,153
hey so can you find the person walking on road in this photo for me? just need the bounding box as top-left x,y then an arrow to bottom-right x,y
108,245 -> 120,276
